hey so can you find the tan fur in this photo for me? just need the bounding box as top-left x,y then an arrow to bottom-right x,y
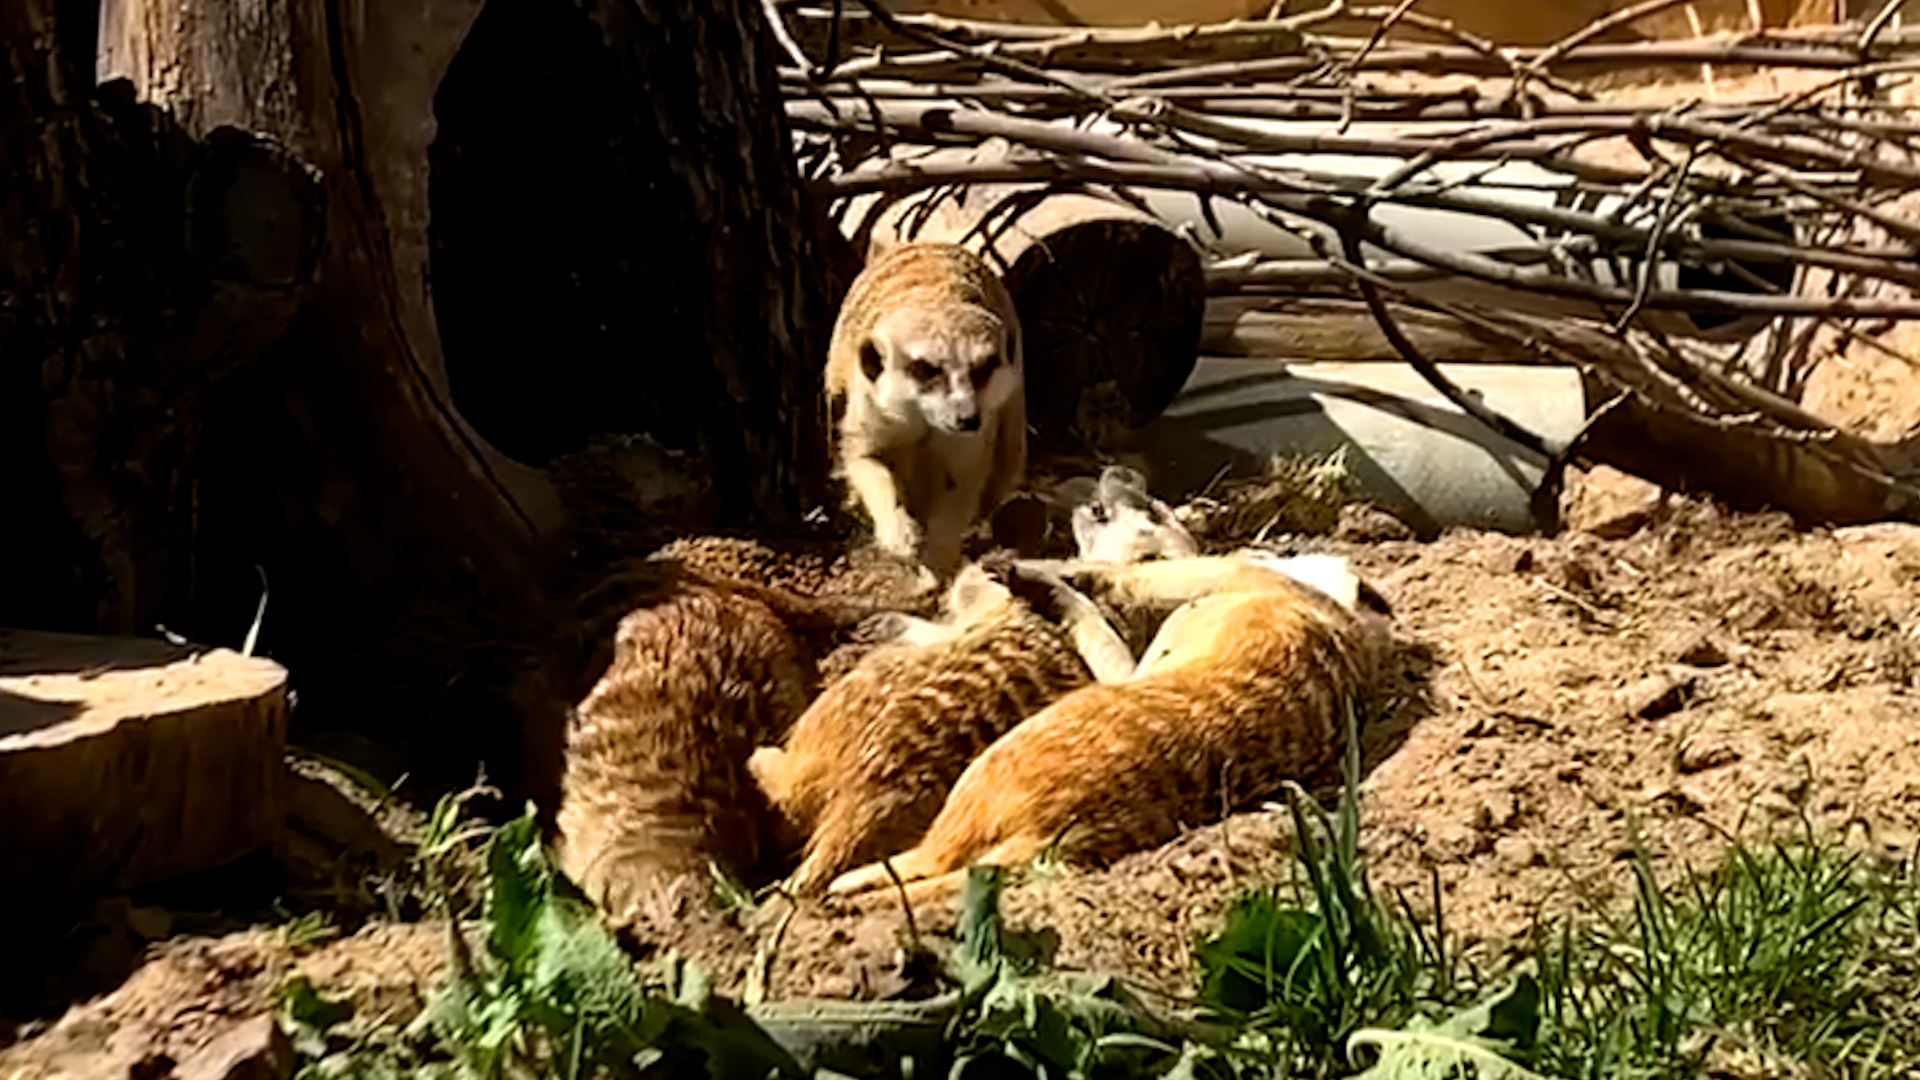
826,243 -> 1026,575
555,562 -> 884,928
828,556 -> 1377,901
750,565 -> 1092,895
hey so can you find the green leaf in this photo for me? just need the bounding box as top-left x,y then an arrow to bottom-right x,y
954,865 -> 1009,993
1347,1026 -> 1549,1080
1195,891 -> 1324,1015
279,974 -> 355,1033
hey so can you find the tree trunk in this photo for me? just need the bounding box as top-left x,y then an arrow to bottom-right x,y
1,0 -> 324,637
1,0 -> 844,803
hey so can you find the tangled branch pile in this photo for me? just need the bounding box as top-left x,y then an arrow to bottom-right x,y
774,0 -> 1920,525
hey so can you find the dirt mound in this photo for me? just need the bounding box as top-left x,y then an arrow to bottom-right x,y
9,494 -> 1920,1059
624,500 -> 1920,1002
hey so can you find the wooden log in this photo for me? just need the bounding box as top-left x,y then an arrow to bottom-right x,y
0,628 -> 289,918
840,144 -> 1205,453
1187,294 -> 1920,525
1201,296 -> 1523,362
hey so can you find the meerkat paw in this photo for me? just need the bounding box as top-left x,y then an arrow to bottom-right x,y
873,509 -> 923,562
747,745 -> 791,803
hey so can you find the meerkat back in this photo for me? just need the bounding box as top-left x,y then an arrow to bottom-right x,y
827,561 -> 1381,901
556,574 -> 823,928
825,243 -> 1026,573
749,564 -> 1091,895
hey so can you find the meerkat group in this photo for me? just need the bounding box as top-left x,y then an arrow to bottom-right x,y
749,562 -> 1094,895
551,229 -> 1391,927
826,548 -> 1379,902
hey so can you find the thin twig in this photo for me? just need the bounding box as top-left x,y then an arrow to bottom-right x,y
881,857 -> 922,952
1530,0 -> 1703,74
763,0 -> 818,76
1615,146 -> 1701,332
1860,0 -> 1906,55
1334,220 -> 1557,458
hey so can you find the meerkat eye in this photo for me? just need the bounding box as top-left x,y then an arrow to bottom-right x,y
859,341 -> 884,381
971,354 -> 999,389
908,359 -> 940,383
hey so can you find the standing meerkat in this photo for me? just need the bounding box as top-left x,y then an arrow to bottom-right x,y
826,550 -> 1382,903
555,560 -> 892,928
748,562 -> 1094,896
826,242 -> 1026,575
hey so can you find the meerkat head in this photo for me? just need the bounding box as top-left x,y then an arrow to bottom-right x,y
861,304 -> 1017,436
1071,465 -> 1200,564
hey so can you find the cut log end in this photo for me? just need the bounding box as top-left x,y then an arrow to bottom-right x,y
0,628 -> 290,913
1008,216 -> 1205,448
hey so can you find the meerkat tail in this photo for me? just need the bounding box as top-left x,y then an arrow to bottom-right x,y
826,844 -> 950,896
875,868 -> 974,909
829,832 -> 1053,901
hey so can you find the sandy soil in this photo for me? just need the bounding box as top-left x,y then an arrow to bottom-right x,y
7,484 -> 1919,1074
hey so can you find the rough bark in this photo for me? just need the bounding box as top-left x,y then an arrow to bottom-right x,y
1,0 -> 323,638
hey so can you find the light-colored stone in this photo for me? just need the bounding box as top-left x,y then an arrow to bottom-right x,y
1565,465 -> 1665,539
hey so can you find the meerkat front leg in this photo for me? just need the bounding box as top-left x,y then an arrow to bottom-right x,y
843,453 -> 921,560
979,396 -> 1028,520
1052,584 -> 1138,684
919,466 -> 986,576
988,558 -> 1139,684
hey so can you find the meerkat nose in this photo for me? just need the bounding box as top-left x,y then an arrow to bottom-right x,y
956,412 -> 982,432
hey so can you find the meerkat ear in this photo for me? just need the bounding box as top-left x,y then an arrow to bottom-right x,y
859,340 -> 884,381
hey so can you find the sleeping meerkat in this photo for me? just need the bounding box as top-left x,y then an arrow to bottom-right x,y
826,242 -> 1025,575
749,562 -> 1093,896
826,547 -> 1382,904
555,559 -> 894,928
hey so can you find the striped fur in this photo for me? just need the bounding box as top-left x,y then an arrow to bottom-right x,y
750,566 -> 1090,895
829,559 -> 1377,901
555,568 -> 865,928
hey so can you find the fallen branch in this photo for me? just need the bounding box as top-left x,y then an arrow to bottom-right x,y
785,3 -> 1920,525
